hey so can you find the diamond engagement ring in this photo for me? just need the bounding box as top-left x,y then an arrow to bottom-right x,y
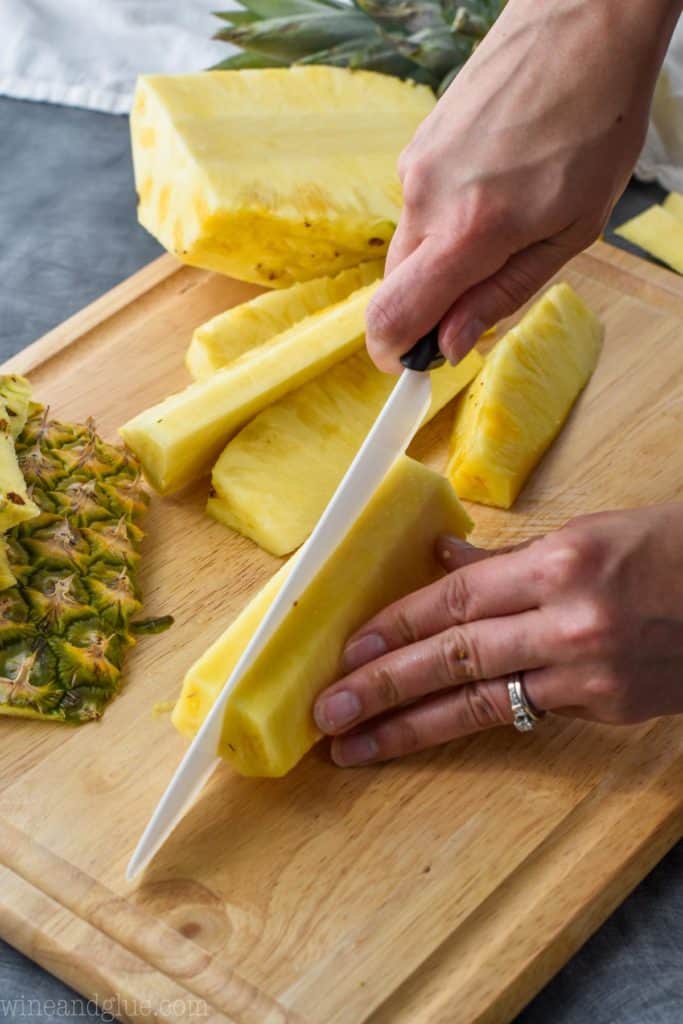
507,673 -> 543,733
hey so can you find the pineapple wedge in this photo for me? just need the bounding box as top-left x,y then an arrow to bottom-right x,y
663,192 -> 683,221
209,347 -> 483,555
131,68 -> 434,287
447,283 -> 603,509
121,281 -> 378,493
614,204 -> 683,274
172,456 -> 471,777
187,261 -> 383,380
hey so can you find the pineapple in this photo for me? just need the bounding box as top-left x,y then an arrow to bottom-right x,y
172,455 -> 471,777
663,192 -> 683,221
209,347 -> 483,555
187,261 -> 383,379
446,283 -> 602,508
121,280 -> 379,493
614,204 -> 683,274
212,1 -> 505,97
131,67 -> 434,286
0,376 -> 40,534
0,404 -> 172,723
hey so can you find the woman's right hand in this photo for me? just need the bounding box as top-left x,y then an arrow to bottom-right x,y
366,0 -> 682,372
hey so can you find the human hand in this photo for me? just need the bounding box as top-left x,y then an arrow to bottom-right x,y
366,0 -> 682,371
314,504 -> 683,766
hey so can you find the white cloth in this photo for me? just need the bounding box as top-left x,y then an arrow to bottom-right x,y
0,1 -> 681,191
0,0 -> 231,115
635,18 -> 683,193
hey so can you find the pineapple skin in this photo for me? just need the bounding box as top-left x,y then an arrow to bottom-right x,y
209,347 -> 484,555
0,407 -> 169,723
186,261 -> 384,380
614,204 -> 683,274
131,68 -> 434,287
172,456 -> 472,777
121,281 -> 379,493
447,283 -> 603,509
0,376 -> 40,533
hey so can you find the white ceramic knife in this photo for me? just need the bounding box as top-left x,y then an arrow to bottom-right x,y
126,331 -> 444,880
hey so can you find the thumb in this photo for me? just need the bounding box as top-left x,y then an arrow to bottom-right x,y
438,239 -> 575,364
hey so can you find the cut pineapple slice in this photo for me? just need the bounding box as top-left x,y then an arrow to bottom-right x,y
121,281 -> 378,493
186,261 -> 383,380
663,192 -> 683,221
209,347 -> 483,555
131,68 -> 434,287
614,204 -> 683,274
172,456 -> 471,777
446,283 -> 603,509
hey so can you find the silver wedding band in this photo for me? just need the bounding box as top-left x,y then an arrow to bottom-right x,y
507,673 -> 543,733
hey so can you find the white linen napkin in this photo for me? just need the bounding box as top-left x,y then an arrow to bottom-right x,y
0,1 -> 680,191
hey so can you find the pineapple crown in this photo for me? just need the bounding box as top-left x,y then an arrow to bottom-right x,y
212,0 -> 505,95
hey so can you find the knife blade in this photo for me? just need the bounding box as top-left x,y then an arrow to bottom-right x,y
126,329 -> 444,880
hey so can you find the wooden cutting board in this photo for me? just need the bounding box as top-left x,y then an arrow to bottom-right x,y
0,241 -> 681,1024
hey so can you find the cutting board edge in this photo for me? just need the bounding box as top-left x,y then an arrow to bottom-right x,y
0,816 -> 300,1024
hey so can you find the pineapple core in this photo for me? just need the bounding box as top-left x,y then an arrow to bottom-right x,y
130,68 -> 434,287
172,456 -> 471,777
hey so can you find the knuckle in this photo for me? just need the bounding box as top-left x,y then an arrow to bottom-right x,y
463,682 -> 507,731
442,570 -> 473,625
441,627 -> 479,682
401,163 -> 431,212
370,663 -> 402,710
397,144 -> 413,182
583,671 -> 638,723
540,527 -> 603,591
560,597 -> 617,655
389,604 -> 420,646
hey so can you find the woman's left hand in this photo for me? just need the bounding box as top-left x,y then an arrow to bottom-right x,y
313,504 -> 683,766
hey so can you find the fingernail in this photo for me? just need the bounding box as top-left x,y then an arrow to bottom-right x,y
343,633 -> 387,672
315,690 -> 362,732
446,320 -> 486,364
438,535 -> 474,562
333,733 -> 379,767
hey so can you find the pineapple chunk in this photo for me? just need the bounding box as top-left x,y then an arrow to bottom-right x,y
172,456 -> 471,777
663,192 -> 683,221
447,284 -> 603,509
120,281 -> 378,493
209,347 -> 483,555
187,261 -> 383,380
131,68 -> 434,287
614,204 -> 683,274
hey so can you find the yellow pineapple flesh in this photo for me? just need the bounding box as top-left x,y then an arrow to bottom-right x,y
663,192 -> 683,221
120,281 -> 379,493
447,283 -> 603,509
209,347 -> 483,555
186,261 -> 383,380
130,68 -> 434,287
172,456 -> 471,777
614,204 -> 683,274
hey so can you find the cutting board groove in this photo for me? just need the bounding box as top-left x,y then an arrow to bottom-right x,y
0,241 -> 681,1024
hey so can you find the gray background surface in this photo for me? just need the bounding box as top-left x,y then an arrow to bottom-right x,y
0,95 -> 680,1022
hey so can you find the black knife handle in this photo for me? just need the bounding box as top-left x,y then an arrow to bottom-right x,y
400,327 -> 445,372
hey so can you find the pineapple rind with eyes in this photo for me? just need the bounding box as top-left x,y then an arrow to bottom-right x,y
0,401 -> 171,723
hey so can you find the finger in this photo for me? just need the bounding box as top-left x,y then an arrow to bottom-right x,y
342,541 -> 545,673
438,237 -> 577,363
436,533 -> 536,570
365,234 -> 509,373
383,217 -> 419,277
330,666 -> 571,765
316,610 -> 549,735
